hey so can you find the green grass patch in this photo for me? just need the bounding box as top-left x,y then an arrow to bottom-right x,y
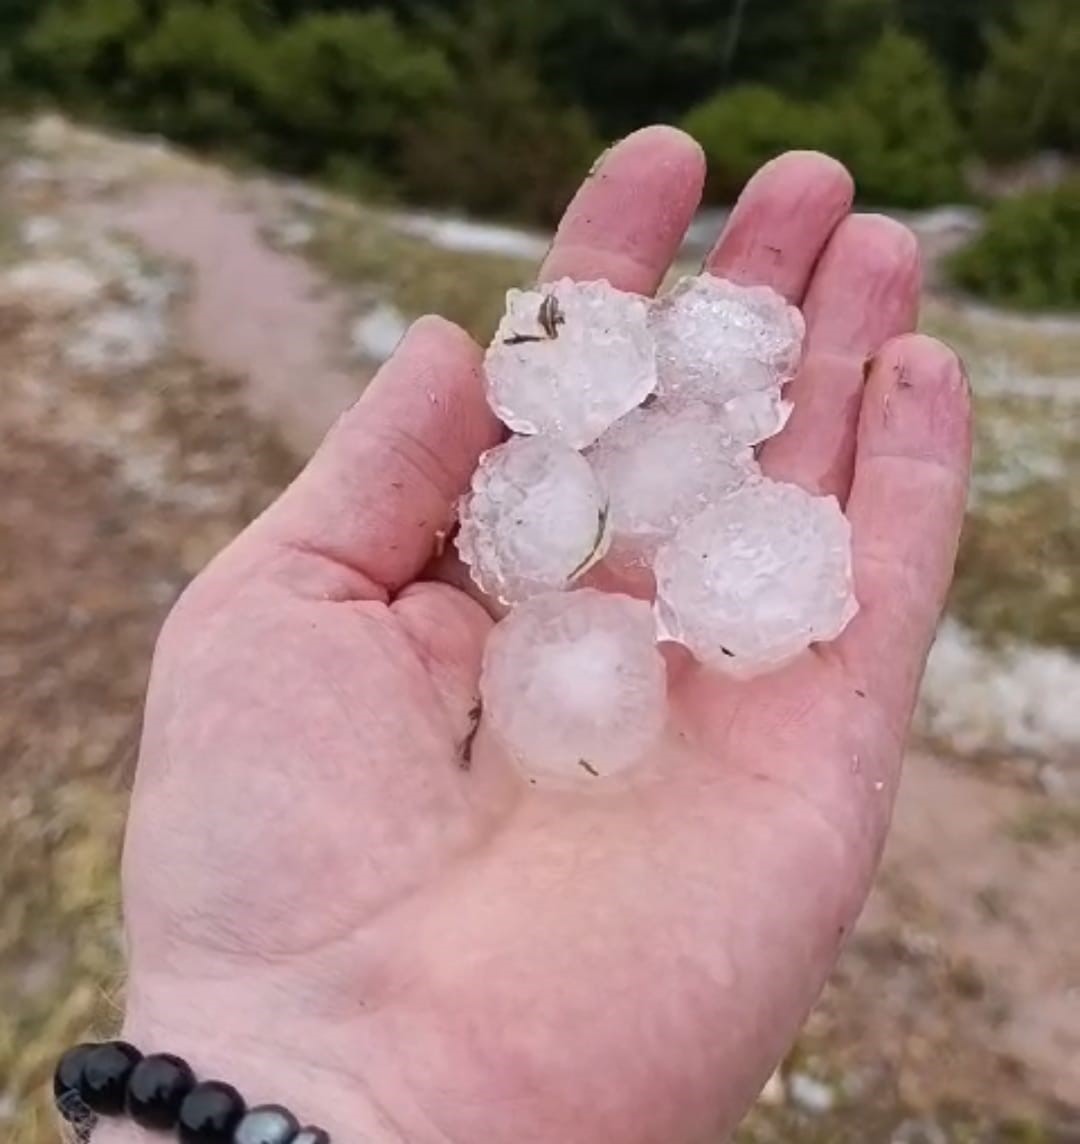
951,395 -> 1079,652
305,205 -> 535,343
922,300 -> 1080,380
1007,802 -> 1080,847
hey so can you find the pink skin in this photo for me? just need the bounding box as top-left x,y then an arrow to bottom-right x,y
102,128 -> 971,1144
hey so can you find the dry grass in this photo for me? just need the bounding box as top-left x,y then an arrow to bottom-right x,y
301,201 -> 534,342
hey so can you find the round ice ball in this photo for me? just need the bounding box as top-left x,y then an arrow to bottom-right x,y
484,278 -> 657,448
586,399 -> 758,570
650,275 -> 805,408
457,435 -> 610,605
481,590 -> 667,782
655,480 -> 858,678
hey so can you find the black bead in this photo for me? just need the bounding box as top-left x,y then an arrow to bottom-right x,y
54,1043 -> 95,1123
234,1104 -> 300,1144
127,1053 -> 196,1130
54,1043 -> 94,1100
80,1041 -> 143,1115
293,1129 -> 330,1144
178,1080 -> 246,1144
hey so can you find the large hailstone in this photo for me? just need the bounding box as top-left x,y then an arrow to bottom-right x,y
587,399 -> 759,570
481,590 -> 667,782
484,278 -> 657,448
650,275 -> 805,444
457,435 -> 610,605
655,481 -> 857,678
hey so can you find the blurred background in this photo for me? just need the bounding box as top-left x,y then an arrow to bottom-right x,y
0,1 -> 1077,1141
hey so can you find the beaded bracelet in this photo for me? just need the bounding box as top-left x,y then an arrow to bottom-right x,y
54,1041 -> 330,1144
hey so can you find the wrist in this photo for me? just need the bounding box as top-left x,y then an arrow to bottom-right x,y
90,976 -> 409,1144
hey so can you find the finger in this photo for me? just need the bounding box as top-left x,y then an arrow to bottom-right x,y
254,316 -> 500,597
824,334 -> 972,730
760,214 -> 922,500
540,125 -> 706,293
430,128 -> 704,611
705,151 -> 854,303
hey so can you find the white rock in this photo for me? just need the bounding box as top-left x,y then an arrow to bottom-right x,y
28,112 -> 71,153
350,302 -> 409,363
20,216 -> 64,248
787,1072 -> 835,1114
457,436 -> 610,605
65,306 -> 168,374
485,279 -> 657,448
392,210 -> 548,260
651,275 -> 804,408
917,618 -> 1080,759
655,480 -> 857,676
587,400 -> 757,570
2,258 -> 104,313
481,590 -> 667,781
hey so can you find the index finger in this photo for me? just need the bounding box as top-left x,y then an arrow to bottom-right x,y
540,125 -> 706,294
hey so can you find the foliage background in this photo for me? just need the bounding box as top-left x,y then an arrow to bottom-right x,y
1,0 -> 1077,226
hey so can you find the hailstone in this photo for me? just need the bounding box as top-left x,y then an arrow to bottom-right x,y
484,278 -> 657,448
650,275 -> 805,420
586,400 -> 758,570
481,589 -> 667,782
457,435 -> 610,605
655,481 -> 857,678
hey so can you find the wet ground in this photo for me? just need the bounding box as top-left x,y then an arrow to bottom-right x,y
0,115 -> 1077,1142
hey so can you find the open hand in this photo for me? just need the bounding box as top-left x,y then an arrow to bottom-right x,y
115,128 -> 971,1144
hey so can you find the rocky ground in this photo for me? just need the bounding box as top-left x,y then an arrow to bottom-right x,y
0,115 -> 1076,1143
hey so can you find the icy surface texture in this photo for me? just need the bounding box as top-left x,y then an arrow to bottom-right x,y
457,435 -> 610,605
484,278 -> 657,448
714,388 -> 794,447
651,275 -> 805,412
655,481 -> 857,678
587,400 -> 758,569
481,590 -> 667,781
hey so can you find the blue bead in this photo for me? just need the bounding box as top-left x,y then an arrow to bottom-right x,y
233,1104 -> 300,1144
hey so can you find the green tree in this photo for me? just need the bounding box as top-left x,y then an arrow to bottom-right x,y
129,2 -> 267,144
827,28 -> 967,205
259,11 -> 453,173
687,30 -> 967,207
971,0 -> 1080,159
20,0 -> 147,102
399,3 -> 599,223
948,182 -> 1080,310
683,85 -> 832,201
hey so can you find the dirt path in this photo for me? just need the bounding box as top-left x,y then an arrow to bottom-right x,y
109,182 -> 364,454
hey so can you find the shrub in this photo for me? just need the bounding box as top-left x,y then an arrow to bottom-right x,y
19,0 -> 146,102
129,2 -> 267,145
400,60 -> 600,225
825,29 -> 967,207
971,0 -> 1080,161
685,31 -> 968,208
258,11 -> 454,174
948,182 -> 1080,310
682,85 -> 832,201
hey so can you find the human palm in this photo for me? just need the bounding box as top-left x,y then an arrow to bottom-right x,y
115,130 -> 971,1144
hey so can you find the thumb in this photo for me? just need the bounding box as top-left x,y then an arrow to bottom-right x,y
250,315 -> 501,601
